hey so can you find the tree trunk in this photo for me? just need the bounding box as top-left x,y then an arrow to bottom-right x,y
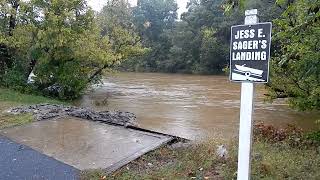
9,0 -> 20,36
88,64 -> 110,83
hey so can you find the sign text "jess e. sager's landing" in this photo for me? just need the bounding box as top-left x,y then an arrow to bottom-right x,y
230,22 -> 272,83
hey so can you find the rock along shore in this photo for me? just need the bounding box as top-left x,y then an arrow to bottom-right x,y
8,104 -> 137,127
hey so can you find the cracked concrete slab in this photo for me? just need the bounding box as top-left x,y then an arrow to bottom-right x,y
0,118 -> 173,171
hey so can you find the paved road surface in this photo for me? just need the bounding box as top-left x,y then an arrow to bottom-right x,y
0,135 -> 79,180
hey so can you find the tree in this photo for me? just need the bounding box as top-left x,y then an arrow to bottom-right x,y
124,0 -> 178,72
224,0 -> 320,111
0,0 -> 145,99
0,0 -> 32,89
93,0 -> 147,81
133,0 -> 177,43
267,0 -> 320,110
167,0 -> 230,74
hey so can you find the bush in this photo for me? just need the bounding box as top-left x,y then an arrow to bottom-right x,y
2,69 -> 26,90
34,60 -> 89,100
306,131 -> 320,143
254,123 -> 320,148
254,123 -> 303,142
0,63 -> 35,94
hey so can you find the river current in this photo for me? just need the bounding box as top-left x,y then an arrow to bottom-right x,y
78,73 -> 320,140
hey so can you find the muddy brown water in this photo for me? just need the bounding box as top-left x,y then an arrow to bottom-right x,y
77,73 -> 320,140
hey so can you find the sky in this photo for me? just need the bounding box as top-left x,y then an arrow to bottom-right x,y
87,0 -> 189,18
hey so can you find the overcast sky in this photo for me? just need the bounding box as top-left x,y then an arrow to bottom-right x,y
87,0 -> 189,18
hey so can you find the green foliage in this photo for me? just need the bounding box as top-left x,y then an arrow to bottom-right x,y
97,0 -> 147,60
133,0 -> 177,43
0,51 -> 32,93
120,0 -> 178,72
123,0 -> 281,75
26,0 -> 117,99
2,66 -> 28,91
167,0 -> 230,74
267,0 -> 320,110
0,0 -> 145,100
306,129 -> 320,143
224,0 -> 319,112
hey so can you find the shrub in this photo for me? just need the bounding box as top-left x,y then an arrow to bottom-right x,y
254,123 -> 303,143
306,131 -> 320,143
254,123 -> 320,148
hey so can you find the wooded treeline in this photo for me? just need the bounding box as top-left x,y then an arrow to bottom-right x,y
0,0 -> 319,111
121,0 -> 282,74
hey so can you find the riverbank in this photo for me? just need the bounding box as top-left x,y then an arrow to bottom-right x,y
1,87 -> 319,179
0,88 -> 66,129
0,87 -> 176,179
81,125 -> 320,179
0,87 -> 138,129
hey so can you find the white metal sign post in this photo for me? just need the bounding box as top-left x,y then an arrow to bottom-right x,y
229,9 -> 272,180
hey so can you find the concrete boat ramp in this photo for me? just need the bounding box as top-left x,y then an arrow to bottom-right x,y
0,117 -> 176,179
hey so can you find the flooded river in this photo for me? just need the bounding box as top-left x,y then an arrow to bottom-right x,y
78,73 -> 320,139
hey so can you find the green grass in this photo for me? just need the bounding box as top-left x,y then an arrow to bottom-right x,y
81,139 -> 320,180
222,141 -> 320,179
0,88 -> 66,105
0,88 -> 67,129
81,139 -> 227,180
0,113 -> 34,129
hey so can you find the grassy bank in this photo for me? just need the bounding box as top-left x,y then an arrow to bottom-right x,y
0,88 -> 66,129
81,126 -> 320,180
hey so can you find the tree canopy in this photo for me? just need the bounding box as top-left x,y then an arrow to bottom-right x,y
0,0 -> 145,99
267,0 -> 320,110
121,0 -> 283,74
